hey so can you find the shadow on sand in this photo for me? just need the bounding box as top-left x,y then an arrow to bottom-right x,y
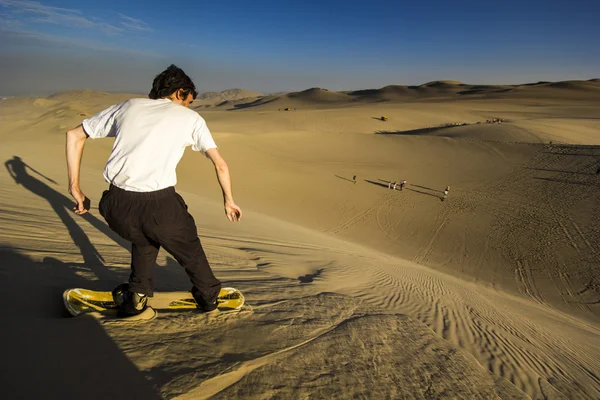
405,187 -> 443,199
375,125 -> 460,136
0,248 -> 161,399
411,184 -> 444,193
334,174 -> 356,183
364,179 -> 390,190
543,152 -> 599,157
533,177 -> 596,186
525,166 -> 593,176
228,97 -> 278,110
364,179 -> 443,200
4,156 -> 129,281
542,144 -> 600,157
298,268 -> 324,284
1,157 -> 161,397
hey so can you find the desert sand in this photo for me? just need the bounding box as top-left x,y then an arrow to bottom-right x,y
1,80 -> 599,399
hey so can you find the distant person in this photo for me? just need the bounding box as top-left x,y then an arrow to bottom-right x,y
65,64 -> 242,316
441,186 -> 450,201
352,175 -> 357,183
399,180 -> 406,191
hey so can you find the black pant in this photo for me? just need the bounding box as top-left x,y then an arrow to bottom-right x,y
99,185 -> 221,305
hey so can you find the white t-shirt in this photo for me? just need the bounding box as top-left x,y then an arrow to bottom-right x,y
83,98 -> 217,192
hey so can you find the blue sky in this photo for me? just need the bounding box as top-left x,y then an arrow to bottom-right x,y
1,0 -> 598,96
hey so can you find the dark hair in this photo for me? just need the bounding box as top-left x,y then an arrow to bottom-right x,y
149,64 -> 197,100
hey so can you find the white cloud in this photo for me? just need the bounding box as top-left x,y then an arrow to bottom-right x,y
0,0 -> 150,34
118,13 -> 151,31
0,11 -> 23,28
0,26 -> 162,57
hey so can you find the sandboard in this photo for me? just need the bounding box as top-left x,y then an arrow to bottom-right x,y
63,287 -> 245,320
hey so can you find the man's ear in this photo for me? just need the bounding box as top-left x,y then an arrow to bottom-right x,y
176,88 -> 185,100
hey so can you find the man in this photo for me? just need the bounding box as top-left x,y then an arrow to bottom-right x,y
65,65 -> 242,315
442,186 -> 450,202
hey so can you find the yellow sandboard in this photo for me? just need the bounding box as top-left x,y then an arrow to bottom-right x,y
63,287 -> 245,317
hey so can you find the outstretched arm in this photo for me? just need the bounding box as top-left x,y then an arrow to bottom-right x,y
25,164 -> 58,184
205,148 -> 242,222
4,160 -> 17,182
66,124 -> 91,215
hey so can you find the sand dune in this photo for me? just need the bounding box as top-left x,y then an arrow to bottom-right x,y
420,80 -> 464,86
288,87 -> 353,102
183,78 -> 600,109
230,79 -> 600,109
213,88 -> 355,110
1,80 -> 599,399
197,88 -> 263,101
348,85 -> 415,100
193,89 -> 264,108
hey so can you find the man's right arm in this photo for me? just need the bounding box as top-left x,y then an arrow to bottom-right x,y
205,148 -> 242,222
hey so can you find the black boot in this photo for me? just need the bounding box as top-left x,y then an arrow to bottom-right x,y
112,283 -> 148,316
191,287 -> 218,312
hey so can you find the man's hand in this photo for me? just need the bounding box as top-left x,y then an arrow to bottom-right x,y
225,201 -> 242,222
69,187 -> 91,215
206,148 -> 242,222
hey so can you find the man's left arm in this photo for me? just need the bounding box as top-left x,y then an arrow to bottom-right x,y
66,124 -> 91,215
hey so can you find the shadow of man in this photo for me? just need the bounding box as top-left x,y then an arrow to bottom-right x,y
0,248 -> 160,399
4,155 -> 128,281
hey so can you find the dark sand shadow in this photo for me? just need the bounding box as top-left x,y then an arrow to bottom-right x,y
364,179 -> 391,189
405,187 -> 444,199
375,125 -> 461,136
228,97 -> 278,110
542,144 -> 600,157
458,88 -> 513,95
533,177 -> 595,186
525,167 -> 593,175
411,184 -> 444,193
298,268 -> 324,284
334,174 -> 355,183
0,248 -> 161,399
5,156 -> 128,281
542,152 -> 598,157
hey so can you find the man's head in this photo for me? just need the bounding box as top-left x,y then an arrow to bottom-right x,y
149,64 -> 197,106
